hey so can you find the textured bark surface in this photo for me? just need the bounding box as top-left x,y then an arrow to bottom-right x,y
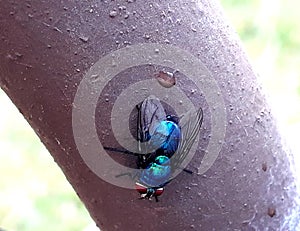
1,0 -> 299,230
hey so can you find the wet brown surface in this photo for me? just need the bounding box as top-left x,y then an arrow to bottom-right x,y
0,0 -> 299,230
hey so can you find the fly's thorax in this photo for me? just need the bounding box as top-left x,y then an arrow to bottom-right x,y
138,156 -> 172,189
154,155 -> 170,166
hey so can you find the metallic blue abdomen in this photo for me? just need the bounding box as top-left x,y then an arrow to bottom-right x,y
150,120 -> 181,157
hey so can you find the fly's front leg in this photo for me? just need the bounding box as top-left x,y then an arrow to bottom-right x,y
115,171 -> 138,181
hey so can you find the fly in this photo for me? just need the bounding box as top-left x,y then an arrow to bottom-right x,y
104,95 -> 203,202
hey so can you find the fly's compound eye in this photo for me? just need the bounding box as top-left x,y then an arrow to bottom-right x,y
154,188 -> 164,196
135,182 -> 148,194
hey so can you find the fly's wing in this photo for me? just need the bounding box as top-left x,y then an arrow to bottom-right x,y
171,107 -> 203,173
140,95 -> 166,138
137,95 -> 166,153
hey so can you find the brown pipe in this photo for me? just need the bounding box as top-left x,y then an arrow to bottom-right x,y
0,0 -> 299,230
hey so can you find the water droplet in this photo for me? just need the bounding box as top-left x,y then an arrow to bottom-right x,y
118,5 -> 126,11
144,34 -> 151,39
268,207 -> 276,217
155,70 -> 176,88
79,35 -> 89,43
15,52 -> 23,58
54,137 -> 61,145
109,10 -> 118,17
191,24 -> 197,32
262,163 -> 267,171
90,74 -> 99,82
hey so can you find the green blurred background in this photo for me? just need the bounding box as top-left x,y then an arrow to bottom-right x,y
0,0 -> 299,230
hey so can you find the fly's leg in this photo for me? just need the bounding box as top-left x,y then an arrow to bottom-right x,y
138,189 -> 158,202
183,168 -> 193,174
115,172 -> 132,178
115,171 -> 138,180
136,103 -> 146,168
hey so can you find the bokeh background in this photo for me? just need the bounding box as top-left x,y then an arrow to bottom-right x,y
1,0 -> 299,230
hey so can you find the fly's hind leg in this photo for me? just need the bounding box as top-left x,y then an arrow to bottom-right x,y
183,168 -> 193,174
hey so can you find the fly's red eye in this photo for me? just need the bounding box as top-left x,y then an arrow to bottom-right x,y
154,188 -> 164,196
135,182 -> 147,194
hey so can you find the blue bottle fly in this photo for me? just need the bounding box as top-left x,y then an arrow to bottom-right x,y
104,95 -> 203,202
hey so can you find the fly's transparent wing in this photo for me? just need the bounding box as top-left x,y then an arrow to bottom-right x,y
171,107 -> 203,173
140,95 -> 166,138
137,95 -> 166,153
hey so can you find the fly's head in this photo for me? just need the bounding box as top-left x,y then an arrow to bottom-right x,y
135,182 -> 164,201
